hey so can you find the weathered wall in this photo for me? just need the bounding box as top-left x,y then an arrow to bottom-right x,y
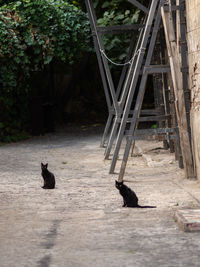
186,1 -> 200,180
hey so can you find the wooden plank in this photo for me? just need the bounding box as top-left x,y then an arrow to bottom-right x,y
161,6 -> 196,179
174,209 -> 200,232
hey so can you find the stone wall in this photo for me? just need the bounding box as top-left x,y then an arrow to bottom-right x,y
186,1 -> 200,179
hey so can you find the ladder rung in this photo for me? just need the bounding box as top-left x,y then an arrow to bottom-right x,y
126,115 -> 171,123
109,109 -> 164,116
135,127 -> 176,136
164,5 -> 182,12
137,115 -> 171,122
124,127 -> 176,136
144,65 -> 170,73
97,24 -> 144,34
140,109 -> 161,115
133,134 -> 177,140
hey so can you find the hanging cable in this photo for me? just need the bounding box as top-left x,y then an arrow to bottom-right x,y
100,47 -> 146,67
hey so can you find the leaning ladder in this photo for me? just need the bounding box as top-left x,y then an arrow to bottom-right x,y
85,0 -> 145,149
111,0 -> 195,181
109,0 -> 167,178
86,0 -> 195,181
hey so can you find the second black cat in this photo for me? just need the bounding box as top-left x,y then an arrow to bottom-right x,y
115,180 -> 156,208
41,163 -> 55,189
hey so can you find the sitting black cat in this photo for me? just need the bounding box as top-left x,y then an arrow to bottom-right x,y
41,163 -> 55,189
115,180 -> 156,208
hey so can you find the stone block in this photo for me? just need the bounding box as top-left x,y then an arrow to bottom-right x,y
174,209 -> 200,232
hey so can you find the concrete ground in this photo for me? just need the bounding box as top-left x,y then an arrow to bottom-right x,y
1,125 -> 200,267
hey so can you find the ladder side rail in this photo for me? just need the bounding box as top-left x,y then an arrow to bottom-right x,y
117,0 -> 164,180
116,34 -> 137,101
100,112 -> 113,148
86,0 -> 120,115
109,0 -> 160,175
119,14 -> 147,108
159,25 -> 175,152
128,0 -> 149,14
104,11 -> 148,159
102,34 -> 138,150
161,2 -> 195,179
85,0 -> 111,110
179,0 -> 191,142
85,0 -> 113,148
168,74 -> 184,167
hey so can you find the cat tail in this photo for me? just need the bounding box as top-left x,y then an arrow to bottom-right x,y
137,205 -> 156,209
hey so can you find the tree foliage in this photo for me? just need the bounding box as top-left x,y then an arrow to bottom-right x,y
0,0 -> 91,142
97,7 -> 140,64
83,0 -> 141,67
0,0 -> 147,142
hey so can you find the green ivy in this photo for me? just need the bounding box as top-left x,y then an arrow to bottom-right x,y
0,0 -> 91,142
97,2 -> 140,66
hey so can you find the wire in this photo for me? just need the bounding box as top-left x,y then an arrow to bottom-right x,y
100,47 -> 146,67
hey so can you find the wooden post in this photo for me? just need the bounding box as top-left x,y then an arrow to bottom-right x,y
161,5 -> 196,179
176,0 -> 181,53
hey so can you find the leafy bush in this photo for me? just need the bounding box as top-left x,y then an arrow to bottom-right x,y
0,0 -> 91,142
97,7 -> 140,65
84,0 -> 141,66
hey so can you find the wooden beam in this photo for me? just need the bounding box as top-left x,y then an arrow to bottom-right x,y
128,0 -> 149,14
161,6 -> 196,179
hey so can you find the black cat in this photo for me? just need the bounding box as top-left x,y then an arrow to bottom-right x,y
115,180 -> 156,208
41,163 -> 55,189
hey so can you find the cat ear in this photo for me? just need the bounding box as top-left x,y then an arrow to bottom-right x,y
46,163 -> 48,168
41,163 -> 44,167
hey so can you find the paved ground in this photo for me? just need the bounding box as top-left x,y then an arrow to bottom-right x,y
1,125 -> 200,267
